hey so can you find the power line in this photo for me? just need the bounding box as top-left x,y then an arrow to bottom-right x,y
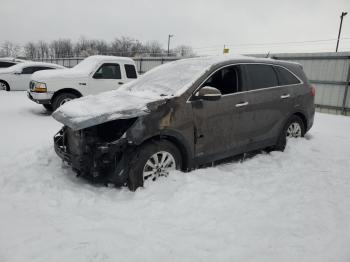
190,37 -> 350,50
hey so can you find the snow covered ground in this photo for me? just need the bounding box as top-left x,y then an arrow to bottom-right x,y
1,91 -> 350,262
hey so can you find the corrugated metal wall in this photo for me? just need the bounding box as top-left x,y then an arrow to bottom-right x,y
265,52 -> 350,115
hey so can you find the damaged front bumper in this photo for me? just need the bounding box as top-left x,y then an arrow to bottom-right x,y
54,127 -> 131,185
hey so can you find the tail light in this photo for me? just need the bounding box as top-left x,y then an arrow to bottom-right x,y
310,85 -> 316,97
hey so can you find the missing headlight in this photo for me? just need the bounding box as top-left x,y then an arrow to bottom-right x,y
94,118 -> 137,143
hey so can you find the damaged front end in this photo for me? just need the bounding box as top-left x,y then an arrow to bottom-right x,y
54,118 -> 138,185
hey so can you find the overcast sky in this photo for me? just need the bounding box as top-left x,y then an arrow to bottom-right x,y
1,0 -> 349,54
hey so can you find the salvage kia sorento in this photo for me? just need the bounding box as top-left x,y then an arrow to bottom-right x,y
53,55 -> 315,190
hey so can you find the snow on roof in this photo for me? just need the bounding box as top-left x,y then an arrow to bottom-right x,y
0,57 -> 27,63
73,55 -> 134,72
32,55 -> 135,80
10,61 -> 65,70
0,61 -> 65,74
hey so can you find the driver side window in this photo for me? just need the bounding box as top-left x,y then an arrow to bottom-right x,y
93,63 -> 121,79
201,65 -> 244,95
21,67 -> 36,74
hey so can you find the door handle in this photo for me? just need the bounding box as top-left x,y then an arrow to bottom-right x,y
281,94 -> 290,99
118,82 -> 124,85
235,101 -> 249,107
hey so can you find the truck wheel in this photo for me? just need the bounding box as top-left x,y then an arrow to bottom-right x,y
273,115 -> 305,151
52,93 -> 77,111
0,81 -> 10,91
42,104 -> 53,111
127,140 -> 182,191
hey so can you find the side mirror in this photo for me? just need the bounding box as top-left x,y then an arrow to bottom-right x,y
13,70 -> 21,75
194,86 -> 221,101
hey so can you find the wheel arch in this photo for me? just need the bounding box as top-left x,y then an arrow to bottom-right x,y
137,132 -> 193,171
0,79 -> 10,91
292,111 -> 307,131
51,88 -> 82,103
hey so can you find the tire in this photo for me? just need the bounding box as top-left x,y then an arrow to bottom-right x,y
42,104 -> 54,111
127,140 -> 182,191
0,81 -> 10,91
273,115 -> 305,151
52,93 -> 78,111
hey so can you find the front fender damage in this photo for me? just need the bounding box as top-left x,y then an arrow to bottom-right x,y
54,99 -> 178,187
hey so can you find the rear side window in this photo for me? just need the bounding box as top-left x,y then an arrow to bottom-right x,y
22,67 -> 36,74
124,64 -> 137,79
245,64 -> 278,90
93,63 -> 121,79
35,66 -> 55,71
274,66 -> 300,86
22,66 -> 55,74
0,62 -> 16,68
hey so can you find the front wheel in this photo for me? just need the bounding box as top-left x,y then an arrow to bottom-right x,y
273,115 -> 305,151
127,140 -> 182,191
52,93 -> 78,111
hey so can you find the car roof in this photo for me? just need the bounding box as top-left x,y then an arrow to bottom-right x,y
13,61 -> 65,69
83,55 -> 135,64
0,57 -> 25,63
196,54 -> 301,68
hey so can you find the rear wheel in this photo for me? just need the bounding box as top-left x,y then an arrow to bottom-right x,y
0,81 -> 9,91
127,140 -> 182,191
52,93 -> 78,111
273,115 -> 305,151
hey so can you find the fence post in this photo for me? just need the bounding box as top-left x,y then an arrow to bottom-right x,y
139,58 -> 143,74
341,58 -> 350,115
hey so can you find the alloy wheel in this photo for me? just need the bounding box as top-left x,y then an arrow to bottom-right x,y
143,151 -> 176,181
286,122 -> 302,138
0,82 -> 7,91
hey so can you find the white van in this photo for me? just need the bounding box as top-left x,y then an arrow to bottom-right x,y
28,55 -> 138,111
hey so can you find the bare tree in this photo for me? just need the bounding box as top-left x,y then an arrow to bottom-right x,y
144,41 -> 164,57
37,41 -> 50,59
74,37 -> 109,57
21,36 -> 193,59
50,39 -> 73,58
173,45 -> 195,57
24,42 -> 37,59
93,40 -> 109,55
0,41 -> 21,57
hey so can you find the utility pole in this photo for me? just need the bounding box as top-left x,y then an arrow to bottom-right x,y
336,12 -> 348,52
167,34 -> 174,56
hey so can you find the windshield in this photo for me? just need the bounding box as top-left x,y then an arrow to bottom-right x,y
119,56 -> 228,98
72,57 -> 100,73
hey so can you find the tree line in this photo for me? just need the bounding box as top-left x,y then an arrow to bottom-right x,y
0,37 -> 195,59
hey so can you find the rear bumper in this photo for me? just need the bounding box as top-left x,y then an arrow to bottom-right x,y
27,90 -> 54,104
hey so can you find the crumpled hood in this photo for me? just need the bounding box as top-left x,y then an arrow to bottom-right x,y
52,90 -> 164,130
32,68 -> 87,82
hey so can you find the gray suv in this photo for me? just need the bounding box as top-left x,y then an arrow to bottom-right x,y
53,55 -> 315,190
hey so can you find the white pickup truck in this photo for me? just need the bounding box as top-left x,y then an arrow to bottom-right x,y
27,55 -> 138,111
